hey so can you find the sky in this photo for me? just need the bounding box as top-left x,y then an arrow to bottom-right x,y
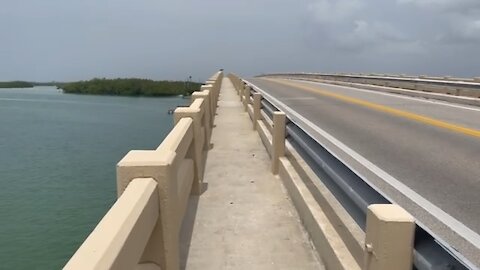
1,0 -> 479,82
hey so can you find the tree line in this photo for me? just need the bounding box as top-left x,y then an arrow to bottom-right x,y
0,81 -> 34,88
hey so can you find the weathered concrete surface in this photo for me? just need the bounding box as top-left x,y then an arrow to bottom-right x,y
181,78 -> 323,270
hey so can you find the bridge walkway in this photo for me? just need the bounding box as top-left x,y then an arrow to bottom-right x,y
180,78 -> 324,269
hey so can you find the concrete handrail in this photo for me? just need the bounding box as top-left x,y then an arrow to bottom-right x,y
117,117 -> 196,270
64,71 -> 223,270
64,178 -> 160,270
206,70 -> 224,115
173,98 -> 210,195
262,73 -> 480,98
227,73 -> 243,95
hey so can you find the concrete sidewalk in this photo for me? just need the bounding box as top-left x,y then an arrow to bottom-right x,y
180,78 -> 324,269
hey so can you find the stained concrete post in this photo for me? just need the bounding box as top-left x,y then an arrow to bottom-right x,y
240,83 -> 245,101
364,204 -> 415,270
117,150 -> 180,270
271,112 -> 286,174
243,85 -> 251,112
174,104 -> 204,195
253,93 -> 262,130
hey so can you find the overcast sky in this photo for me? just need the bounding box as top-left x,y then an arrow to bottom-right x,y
1,0 -> 479,81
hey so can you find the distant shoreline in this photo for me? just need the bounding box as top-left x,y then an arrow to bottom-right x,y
0,78 -> 201,97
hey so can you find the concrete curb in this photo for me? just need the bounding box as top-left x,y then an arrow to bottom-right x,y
278,156 -> 360,270
285,142 -> 365,265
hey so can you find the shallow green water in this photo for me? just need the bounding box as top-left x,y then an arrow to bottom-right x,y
0,87 -> 186,269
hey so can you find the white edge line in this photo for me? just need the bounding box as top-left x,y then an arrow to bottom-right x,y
244,79 -> 480,256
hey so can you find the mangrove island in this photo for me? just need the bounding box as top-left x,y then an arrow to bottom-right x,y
60,78 -> 201,97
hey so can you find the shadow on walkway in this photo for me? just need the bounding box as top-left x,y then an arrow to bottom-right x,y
180,183 -> 208,269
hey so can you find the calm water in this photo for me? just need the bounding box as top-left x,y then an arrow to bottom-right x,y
0,87 -> 186,269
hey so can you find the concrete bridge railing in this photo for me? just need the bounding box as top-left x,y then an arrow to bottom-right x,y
64,71 -> 223,270
229,73 -> 473,270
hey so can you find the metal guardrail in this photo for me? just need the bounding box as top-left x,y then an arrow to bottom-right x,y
261,72 -> 480,88
260,99 -> 276,118
244,79 -> 478,270
260,73 -> 480,98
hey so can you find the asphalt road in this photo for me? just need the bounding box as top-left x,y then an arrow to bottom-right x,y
248,77 -> 480,265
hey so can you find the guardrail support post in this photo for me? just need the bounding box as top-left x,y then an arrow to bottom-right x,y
239,83 -> 245,101
253,93 -> 262,130
364,204 -> 415,270
271,112 -> 286,174
243,85 -> 250,112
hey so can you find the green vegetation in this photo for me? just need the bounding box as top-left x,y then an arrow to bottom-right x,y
0,81 -> 34,88
60,78 -> 201,97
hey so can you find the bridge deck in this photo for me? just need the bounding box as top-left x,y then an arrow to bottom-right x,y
180,78 -> 323,269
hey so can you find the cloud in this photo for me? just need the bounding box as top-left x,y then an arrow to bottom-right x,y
397,0 -> 480,44
308,0 -> 364,23
1,0 -> 480,80
397,0 -> 480,13
339,20 -> 423,53
306,0 -> 422,55
437,18 -> 480,43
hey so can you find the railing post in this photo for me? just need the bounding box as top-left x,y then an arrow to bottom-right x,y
192,90 -> 212,143
214,80 -> 219,113
243,85 -> 250,112
364,204 -> 415,270
200,84 -> 215,117
238,79 -> 242,94
208,78 -> 220,111
253,93 -> 262,130
271,112 -> 286,174
174,104 -> 204,195
233,76 -> 240,94
116,150 -> 180,270
206,80 -> 217,113
240,82 -> 245,101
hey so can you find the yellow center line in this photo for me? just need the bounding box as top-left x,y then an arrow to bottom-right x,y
267,78 -> 480,139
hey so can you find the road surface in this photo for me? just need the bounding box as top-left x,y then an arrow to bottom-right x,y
248,77 -> 480,266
